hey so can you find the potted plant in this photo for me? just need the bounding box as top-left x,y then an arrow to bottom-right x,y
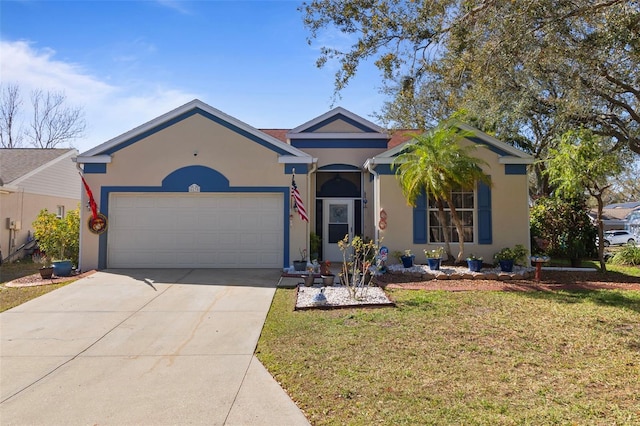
400,249 -> 415,268
32,208 -> 79,277
33,253 -> 54,279
493,244 -> 528,272
293,248 -> 308,272
466,254 -> 483,272
320,260 -> 334,285
424,247 -> 444,270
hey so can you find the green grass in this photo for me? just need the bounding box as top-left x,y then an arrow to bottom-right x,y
0,260 -> 75,312
0,282 -> 72,312
0,259 -> 42,284
257,288 -> 640,425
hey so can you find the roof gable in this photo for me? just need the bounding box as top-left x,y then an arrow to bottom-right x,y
77,99 -> 311,163
0,148 -> 77,185
368,123 -> 534,166
287,107 -> 388,140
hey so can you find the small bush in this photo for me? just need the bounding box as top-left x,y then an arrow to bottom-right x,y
609,244 -> 640,266
32,207 -> 80,265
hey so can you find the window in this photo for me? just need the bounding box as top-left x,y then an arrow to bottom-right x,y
427,187 -> 475,243
56,205 -> 65,219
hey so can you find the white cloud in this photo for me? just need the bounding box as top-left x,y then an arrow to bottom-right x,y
154,0 -> 192,15
0,39 -> 198,153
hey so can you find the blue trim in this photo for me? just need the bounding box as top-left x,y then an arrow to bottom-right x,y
505,164 -> 527,175
413,191 -> 427,244
284,164 -> 309,174
97,166 -> 291,269
291,139 -> 388,149
318,164 -> 361,171
303,113 -> 379,133
477,181 -> 492,244
467,136 -> 512,156
373,164 -> 394,175
162,165 -> 229,191
99,108 -> 292,157
84,163 -> 107,173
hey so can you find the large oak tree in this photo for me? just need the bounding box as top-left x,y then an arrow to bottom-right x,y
303,0 -> 639,195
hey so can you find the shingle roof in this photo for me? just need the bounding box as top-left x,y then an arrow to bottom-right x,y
259,129 -> 288,143
0,148 -> 75,185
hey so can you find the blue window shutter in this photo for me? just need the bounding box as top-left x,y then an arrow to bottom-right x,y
413,190 -> 427,244
477,181 -> 492,244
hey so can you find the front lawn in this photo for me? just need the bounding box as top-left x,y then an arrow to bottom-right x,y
0,260 -> 75,312
257,285 -> 640,425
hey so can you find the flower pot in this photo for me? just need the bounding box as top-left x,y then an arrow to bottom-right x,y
427,258 -> 441,271
293,260 -> 307,272
467,259 -> 483,272
52,260 -> 73,277
321,274 -> 335,286
400,255 -> 415,268
303,274 -> 315,287
39,266 -> 54,279
498,259 -> 514,272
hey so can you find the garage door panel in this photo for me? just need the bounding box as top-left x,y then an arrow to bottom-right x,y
108,193 -> 283,268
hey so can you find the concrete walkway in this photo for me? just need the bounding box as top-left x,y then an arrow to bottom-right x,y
0,269 -> 310,425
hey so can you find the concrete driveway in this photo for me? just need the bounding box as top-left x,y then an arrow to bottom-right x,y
0,269 -> 309,425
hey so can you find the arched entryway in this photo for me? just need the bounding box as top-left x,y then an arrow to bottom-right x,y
315,166 -> 363,261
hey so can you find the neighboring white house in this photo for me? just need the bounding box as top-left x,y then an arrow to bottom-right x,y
0,148 -> 80,262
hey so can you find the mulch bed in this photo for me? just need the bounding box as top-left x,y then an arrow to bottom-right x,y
376,270 -> 640,292
3,270 -> 97,288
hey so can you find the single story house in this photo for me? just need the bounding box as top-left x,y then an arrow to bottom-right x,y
0,148 -> 80,262
590,201 -> 640,232
75,99 -> 533,271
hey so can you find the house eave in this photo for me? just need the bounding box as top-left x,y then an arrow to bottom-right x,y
499,156 -> 534,165
286,132 -> 389,140
74,155 -> 113,164
79,99 -> 310,159
278,156 -> 316,164
289,106 -> 385,134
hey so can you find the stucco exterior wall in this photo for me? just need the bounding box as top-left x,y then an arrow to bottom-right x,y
376,141 -> 531,265
312,120 -> 366,133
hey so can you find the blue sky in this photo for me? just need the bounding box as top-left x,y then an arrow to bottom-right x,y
1,0 -> 385,153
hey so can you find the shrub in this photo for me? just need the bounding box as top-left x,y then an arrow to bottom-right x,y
493,244 -> 528,265
32,207 -> 80,265
530,196 -> 596,264
609,244 -> 640,266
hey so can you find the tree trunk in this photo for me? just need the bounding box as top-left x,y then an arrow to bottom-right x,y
596,195 -> 607,272
436,199 -> 454,262
446,197 -> 466,263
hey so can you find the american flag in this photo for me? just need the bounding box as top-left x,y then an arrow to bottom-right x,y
291,174 -> 309,222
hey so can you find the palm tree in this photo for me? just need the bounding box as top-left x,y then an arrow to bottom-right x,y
392,121 -> 491,262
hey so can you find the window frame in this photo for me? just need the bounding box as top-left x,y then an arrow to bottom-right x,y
427,187 -> 476,244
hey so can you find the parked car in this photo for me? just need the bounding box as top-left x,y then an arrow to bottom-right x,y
597,230 -> 636,247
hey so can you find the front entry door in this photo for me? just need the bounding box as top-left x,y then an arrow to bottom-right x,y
323,199 -> 353,262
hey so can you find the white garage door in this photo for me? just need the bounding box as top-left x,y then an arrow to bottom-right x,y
107,193 -> 284,268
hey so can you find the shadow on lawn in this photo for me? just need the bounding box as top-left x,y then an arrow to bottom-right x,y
516,287 -> 640,314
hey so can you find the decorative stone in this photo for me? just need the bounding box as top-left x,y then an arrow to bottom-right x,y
421,272 -> 436,280
483,273 -> 499,280
436,274 -> 450,280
